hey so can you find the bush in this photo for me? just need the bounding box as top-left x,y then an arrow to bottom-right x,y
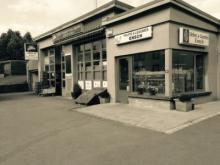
71,83 -> 82,99
0,83 -> 29,93
179,94 -> 192,102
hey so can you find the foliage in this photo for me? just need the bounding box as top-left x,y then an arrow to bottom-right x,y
137,84 -> 145,95
147,86 -> 158,95
0,29 -> 34,60
179,94 -> 192,102
71,83 -> 82,99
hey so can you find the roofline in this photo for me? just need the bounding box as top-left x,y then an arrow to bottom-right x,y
103,0 -> 220,26
0,60 -> 26,64
34,0 -> 133,41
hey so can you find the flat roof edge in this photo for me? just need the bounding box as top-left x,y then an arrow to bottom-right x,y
102,0 -> 169,26
34,1 -> 133,42
103,0 -> 220,27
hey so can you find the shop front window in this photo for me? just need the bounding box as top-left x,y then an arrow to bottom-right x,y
43,48 -> 56,88
172,50 -> 205,94
76,39 -> 107,89
133,51 -> 165,95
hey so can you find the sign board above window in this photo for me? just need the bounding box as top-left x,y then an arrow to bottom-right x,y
24,43 -> 38,61
53,24 -> 83,44
179,27 -> 209,47
115,26 -> 153,45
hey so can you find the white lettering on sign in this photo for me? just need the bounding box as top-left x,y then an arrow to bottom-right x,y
115,26 -> 153,45
179,27 -> 209,47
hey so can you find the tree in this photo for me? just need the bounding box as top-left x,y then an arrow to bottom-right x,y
23,32 -> 34,44
0,33 -> 8,60
0,29 -> 34,60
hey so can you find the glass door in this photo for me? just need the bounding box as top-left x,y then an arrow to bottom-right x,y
117,57 -> 131,103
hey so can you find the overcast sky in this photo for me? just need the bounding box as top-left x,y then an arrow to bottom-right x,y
0,0 -> 219,37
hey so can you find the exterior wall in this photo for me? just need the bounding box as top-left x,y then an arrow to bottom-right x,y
4,63 -> 11,75
62,44 -> 74,97
27,60 -> 38,90
37,37 -> 54,49
11,61 -> 26,75
218,34 -> 220,99
170,7 -> 218,32
29,72 -> 38,91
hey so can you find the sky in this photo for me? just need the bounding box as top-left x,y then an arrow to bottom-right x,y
0,0 -> 220,37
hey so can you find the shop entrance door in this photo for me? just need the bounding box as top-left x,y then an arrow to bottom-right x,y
117,57 -> 131,103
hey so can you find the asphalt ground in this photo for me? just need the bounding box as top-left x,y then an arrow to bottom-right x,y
0,92 -> 219,165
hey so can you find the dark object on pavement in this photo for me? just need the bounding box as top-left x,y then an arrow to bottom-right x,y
179,94 -> 192,102
75,88 -> 110,106
71,83 -> 82,99
0,83 -> 29,93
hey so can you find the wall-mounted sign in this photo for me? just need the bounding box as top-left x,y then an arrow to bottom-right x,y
85,81 -> 92,90
53,24 -> 83,44
103,81 -> 108,88
24,43 -> 38,60
78,81 -> 84,90
115,26 -> 153,45
179,27 -> 209,47
94,81 -> 101,88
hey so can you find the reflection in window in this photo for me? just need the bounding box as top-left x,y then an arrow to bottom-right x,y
133,51 -> 165,95
196,55 -> 204,90
172,50 -> 205,94
65,55 -> 71,74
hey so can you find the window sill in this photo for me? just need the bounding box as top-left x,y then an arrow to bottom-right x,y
173,91 -> 212,98
128,91 -> 212,101
128,93 -> 172,101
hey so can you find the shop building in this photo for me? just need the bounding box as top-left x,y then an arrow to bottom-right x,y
35,0 -> 220,109
35,0 -> 133,97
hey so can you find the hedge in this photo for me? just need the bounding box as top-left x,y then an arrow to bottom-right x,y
0,83 -> 29,93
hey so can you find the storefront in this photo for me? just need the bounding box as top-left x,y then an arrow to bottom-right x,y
35,0 -> 133,97
103,0 -> 220,108
35,0 -> 220,109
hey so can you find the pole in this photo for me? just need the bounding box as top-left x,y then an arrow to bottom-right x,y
95,0 -> 97,8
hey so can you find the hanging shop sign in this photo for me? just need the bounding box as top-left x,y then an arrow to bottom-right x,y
53,24 -> 83,44
179,27 -> 209,47
24,43 -> 38,60
115,26 -> 153,45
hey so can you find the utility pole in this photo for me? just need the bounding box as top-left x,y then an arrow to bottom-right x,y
95,0 -> 98,8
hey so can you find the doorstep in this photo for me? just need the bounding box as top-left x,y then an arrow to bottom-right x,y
75,101 -> 220,134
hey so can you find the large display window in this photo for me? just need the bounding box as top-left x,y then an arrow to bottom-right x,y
76,39 -> 107,90
43,48 -> 55,88
172,50 -> 205,94
132,51 -> 165,95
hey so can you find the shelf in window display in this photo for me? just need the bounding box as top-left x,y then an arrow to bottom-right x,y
134,71 -> 165,76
